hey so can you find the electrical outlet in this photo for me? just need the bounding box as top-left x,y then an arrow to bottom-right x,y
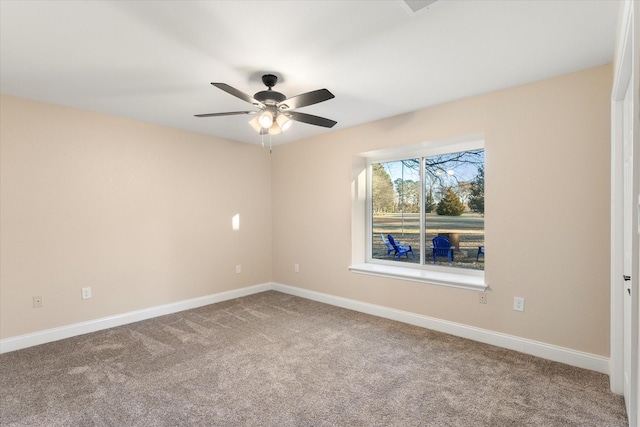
33,296 -> 42,308
479,292 -> 487,304
513,296 -> 525,312
235,265 -> 241,274
81,287 -> 92,300
294,263 -> 300,273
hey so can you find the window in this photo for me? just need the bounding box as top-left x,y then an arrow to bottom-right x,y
350,136 -> 486,290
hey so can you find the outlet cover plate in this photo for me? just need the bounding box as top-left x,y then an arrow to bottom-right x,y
33,296 -> 42,308
479,292 -> 487,304
513,296 -> 525,312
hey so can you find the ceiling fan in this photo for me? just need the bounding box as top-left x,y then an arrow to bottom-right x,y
195,74 -> 337,135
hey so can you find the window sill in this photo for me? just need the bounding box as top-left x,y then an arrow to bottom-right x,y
348,263 -> 487,291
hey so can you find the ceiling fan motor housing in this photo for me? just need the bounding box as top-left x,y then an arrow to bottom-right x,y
254,90 -> 286,105
254,74 -> 287,105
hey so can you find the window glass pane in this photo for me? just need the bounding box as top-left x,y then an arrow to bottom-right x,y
372,159 -> 420,263
424,150 -> 484,270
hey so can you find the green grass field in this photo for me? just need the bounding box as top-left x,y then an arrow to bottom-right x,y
373,212 -> 484,269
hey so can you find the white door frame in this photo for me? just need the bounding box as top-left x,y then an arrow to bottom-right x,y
611,0 -> 639,424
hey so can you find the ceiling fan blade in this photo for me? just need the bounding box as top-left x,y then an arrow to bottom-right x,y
278,89 -> 335,110
287,111 -> 337,128
211,83 -> 264,108
194,111 -> 257,118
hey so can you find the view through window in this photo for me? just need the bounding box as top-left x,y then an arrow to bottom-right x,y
371,149 -> 484,270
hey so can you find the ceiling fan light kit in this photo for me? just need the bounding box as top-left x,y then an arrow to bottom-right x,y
258,110 -> 273,128
248,115 -> 264,133
276,113 -> 292,132
195,73 -> 336,146
248,112 -> 289,135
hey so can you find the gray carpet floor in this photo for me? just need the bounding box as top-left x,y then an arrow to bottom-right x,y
0,291 -> 628,426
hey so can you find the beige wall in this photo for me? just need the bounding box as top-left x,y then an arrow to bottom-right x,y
1,65 -> 612,357
0,95 -> 272,339
272,65 -> 612,356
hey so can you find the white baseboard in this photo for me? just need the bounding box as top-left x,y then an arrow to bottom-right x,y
0,283 -> 271,354
0,281 -> 610,376
272,282 -> 610,375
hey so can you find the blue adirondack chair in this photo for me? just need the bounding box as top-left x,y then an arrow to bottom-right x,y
387,234 -> 414,260
430,236 -> 455,263
381,234 -> 395,256
476,245 -> 485,261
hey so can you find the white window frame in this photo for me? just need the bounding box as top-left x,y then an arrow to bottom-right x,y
349,133 -> 487,291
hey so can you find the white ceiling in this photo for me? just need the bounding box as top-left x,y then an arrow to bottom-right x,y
0,0 -> 620,146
